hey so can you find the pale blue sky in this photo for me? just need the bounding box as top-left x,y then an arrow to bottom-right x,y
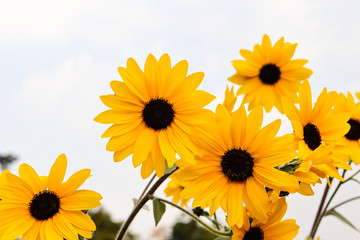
1,0 -> 360,239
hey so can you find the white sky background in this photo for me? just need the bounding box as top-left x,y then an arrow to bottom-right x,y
1,0 -> 360,239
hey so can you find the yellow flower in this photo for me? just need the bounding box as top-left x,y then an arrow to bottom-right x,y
334,92 -> 360,164
178,104 -> 299,227
282,80 -> 351,181
231,198 -> 299,240
95,54 -> 215,178
229,34 -> 313,113
356,92 -> 360,101
0,154 -> 102,240
164,170 -> 190,207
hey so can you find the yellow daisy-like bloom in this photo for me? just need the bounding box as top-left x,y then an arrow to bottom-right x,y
356,92 -> 360,101
334,92 -> 360,164
231,198 -> 299,240
164,170 -> 190,207
178,104 -> 299,227
0,154 -> 102,240
282,80 -> 351,181
228,34 -> 313,113
95,54 -> 215,178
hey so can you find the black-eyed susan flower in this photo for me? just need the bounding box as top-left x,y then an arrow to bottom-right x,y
0,154 -> 102,240
95,54 -> 215,178
231,198 -> 299,240
334,92 -> 360,164
164,170 -> 190,207
229,34 -> 313,113
178,104 -> 299,227
282,80 -> 351,181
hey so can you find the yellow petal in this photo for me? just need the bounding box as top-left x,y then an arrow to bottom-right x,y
60,190 -> 102,211
52,213 -> 78,240
57,169 -> 91,198
60,209 -> 96,231
19,163 -> 45,195
48,154 -> 67,192
226,183 -> 244,227
22,220 -> 41,240
243,177 -> 270,223
132,127 -> 156,167
140,156 -> 155,179
113,144 -> 133,162
45,219 -> 63,240
253,165 -> 299,193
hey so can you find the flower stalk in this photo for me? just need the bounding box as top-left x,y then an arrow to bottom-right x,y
116,168 -> 178,240
149,195 -> 232,237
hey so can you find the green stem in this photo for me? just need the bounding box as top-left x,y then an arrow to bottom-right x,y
207,212 -> 221,230
138,173 -> 156,201
150,195 -> 232,237
309,178 -> 332,238
325,195 -> 360,214
116,168 -> 178,240
343,168 -> 360,184
311,167 -> 348,238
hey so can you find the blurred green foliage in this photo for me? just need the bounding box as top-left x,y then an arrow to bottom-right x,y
89,208 -> 137,240
169,219 -> 217,240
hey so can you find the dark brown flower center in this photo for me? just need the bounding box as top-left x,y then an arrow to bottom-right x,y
243,226 -> 264,240
221,148 -> 254,182
303,123 -> 322,150
259,64 -> 281,85
345,119 -> 360,141
142,98 -> 175,130
29,190 -> 60,220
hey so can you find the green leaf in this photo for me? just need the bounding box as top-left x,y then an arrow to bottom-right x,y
325,209 -> 360,232
132,198 -> 149,211
164,161 -> 177,175
276,158 -> 302,174
214,237 -> 231,240
152,198 -> 166,226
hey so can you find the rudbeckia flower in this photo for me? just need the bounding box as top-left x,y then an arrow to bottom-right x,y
95,54 -> 215,178
282,80 -> 351,180
334,92 -> 360,164
178,104 -> 299,227
0,154 -> 102,240
229,34 -> 313,113
231,198 -> 299,240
